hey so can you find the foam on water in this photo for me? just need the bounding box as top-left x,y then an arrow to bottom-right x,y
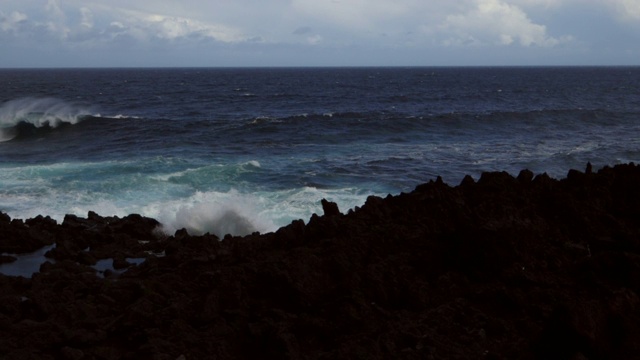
95,114 -> 141,119
0,159 -> 377,237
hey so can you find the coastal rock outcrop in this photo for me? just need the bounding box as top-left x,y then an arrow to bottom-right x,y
1,163 -> 640,359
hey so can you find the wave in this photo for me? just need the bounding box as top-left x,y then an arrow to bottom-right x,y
0,98 -> 143,142
0,97 -> 94,141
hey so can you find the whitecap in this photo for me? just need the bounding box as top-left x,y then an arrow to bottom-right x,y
96,114 -> 141,119
243,160 -> 261,168
0,97 -> 91,128
0,97 -> 93,141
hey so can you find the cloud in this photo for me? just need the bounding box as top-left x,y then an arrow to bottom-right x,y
614,0 -> 640,21
435,0 -> 571,47
45,0 -> 64,19
44,0 -> 70,38
115,9 -> 248,43
0,11 -> 28,33
0,0 -> 581,50
80,7 -> 94,29
1,1 -> 251,47
0,0 -> 637,66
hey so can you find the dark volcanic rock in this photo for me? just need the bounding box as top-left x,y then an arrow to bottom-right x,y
0,212 -> 57,253
321,198 -> 341,217
0,255 -> 17,264
1,163 -> 640,359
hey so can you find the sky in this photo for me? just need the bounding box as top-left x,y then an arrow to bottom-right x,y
0,0 -> 639,67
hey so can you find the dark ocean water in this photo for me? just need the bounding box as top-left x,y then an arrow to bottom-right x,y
1,67 -> 639,236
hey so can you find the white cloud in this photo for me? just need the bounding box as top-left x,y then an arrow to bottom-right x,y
1,2 -> 251,46
0,11 -> 28,32
44,0 -> 70,38
436,0 -> 570,47
614,0 -> 640,21
117,9 -> 247,43
80,7 -> 94,29
45,0 -> 64,19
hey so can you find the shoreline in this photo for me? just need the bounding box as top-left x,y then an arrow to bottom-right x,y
2,163 -> 640,358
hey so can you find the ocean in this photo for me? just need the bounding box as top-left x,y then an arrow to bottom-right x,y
1,67 -> 639,237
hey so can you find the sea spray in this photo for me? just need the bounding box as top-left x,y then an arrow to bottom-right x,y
153,190 -> 274,237
0,97 -> 91,127
145,187 -> 373,237
0,97 -> 92,141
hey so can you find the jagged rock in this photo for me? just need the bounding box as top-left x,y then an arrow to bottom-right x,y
62,214 -> 94,229
460,174 -> 476,186
321,199 -> 341,217
108,214 -> 160,240
0,212 -> 10,223
517,169 -> 534,183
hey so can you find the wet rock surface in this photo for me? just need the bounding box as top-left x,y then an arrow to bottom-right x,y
1,163 -> 640,359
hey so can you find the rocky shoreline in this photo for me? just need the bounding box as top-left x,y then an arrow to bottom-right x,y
2,163 -> 640,359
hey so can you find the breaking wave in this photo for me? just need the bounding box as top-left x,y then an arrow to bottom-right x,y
0,97 -> 93,141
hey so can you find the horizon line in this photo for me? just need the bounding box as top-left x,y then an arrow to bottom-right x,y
1,64 -> 639,70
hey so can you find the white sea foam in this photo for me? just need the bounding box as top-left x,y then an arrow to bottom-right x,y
149,161 -> 260,184
244,160 -> 261,168
94,114 -> 141,119
146,189 -> 273,237
144,186 -> 372,237
150,167 -> 204,182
